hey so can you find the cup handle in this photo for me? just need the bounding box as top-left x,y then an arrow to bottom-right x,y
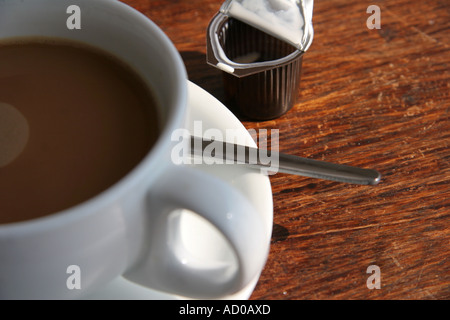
124,166 -> 268,298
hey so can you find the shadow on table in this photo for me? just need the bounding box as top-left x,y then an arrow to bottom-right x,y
180,50 -> 256,121
180,50 -> 225,102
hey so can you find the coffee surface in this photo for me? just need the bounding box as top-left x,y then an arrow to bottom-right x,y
0,39 -> 159,224
0,102 -> 30,168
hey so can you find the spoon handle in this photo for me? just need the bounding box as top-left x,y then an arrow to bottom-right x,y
190,136 -> 381,185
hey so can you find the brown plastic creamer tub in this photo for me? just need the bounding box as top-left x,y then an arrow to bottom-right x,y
207,12 -> 304,120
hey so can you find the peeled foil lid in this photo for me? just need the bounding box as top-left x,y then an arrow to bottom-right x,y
220,0 -> 314,52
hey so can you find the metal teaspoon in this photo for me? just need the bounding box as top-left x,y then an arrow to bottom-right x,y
190,136 -> 381,185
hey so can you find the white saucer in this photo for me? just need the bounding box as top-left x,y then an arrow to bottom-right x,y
85,81 -> 273,300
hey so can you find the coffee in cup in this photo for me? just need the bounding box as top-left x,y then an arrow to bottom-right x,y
0,38 -> 160,224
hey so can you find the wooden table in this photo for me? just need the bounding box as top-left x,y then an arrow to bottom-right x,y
122,0 -> 449,299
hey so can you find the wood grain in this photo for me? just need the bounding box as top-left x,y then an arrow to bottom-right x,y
122,0 -> 449,299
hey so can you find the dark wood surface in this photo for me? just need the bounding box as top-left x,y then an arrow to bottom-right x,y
122,0 -> 449,299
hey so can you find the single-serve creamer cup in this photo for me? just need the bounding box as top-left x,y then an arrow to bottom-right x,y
207,0 -> 314,120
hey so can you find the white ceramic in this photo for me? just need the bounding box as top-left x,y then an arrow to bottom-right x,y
0,0 -> 270,299
86,81 -> 273,300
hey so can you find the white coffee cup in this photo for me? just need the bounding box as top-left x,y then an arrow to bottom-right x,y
0,0 -> 269,299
